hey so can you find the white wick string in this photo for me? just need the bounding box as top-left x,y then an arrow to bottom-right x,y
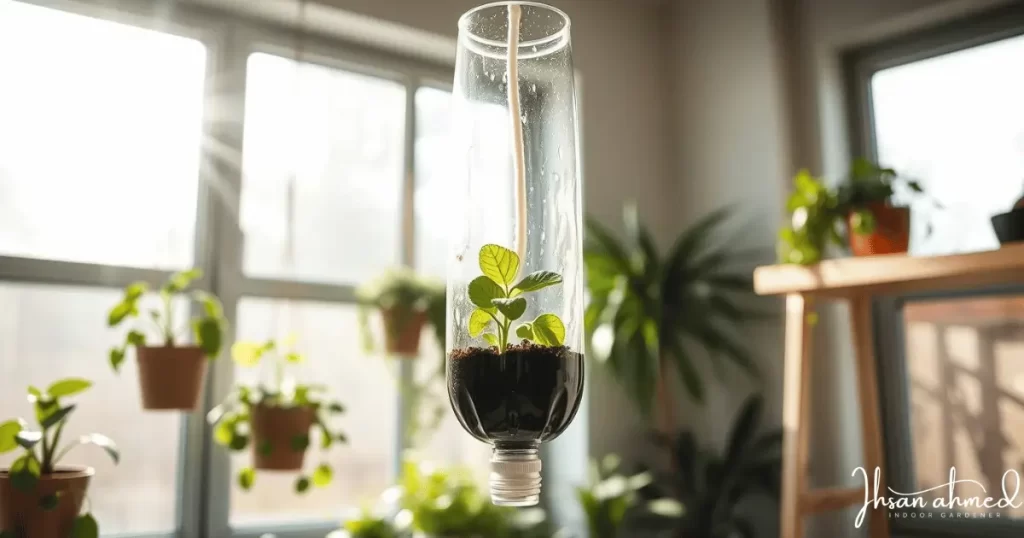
507,4 -> 527,263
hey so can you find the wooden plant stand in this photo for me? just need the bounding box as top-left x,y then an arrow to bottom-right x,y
753,243 -> 1024,538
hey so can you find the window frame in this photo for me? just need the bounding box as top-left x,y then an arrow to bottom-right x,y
845,4 -> 1024,537
1,0 -> 453,536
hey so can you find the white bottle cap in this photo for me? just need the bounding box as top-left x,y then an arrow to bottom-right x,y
489,448 -> 541,506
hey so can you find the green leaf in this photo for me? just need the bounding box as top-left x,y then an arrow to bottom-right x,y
516,323 -> 534,341
335,431 -> 348,444
532,314 -> 565,346
482,333 -> 499,347
47,378 -> 92,398
194,317 -> 223,358
214,419 -> 237,446
126,330 -> 146,347
27,386 -> 42,400
124,281 -> 148,301
468,276 -> 505,309
231,341 -> 264,367
238,467 -> 255,490
10,455 -> 40,491
295,476 -> 311,493
72,513 -> 99,538
326,402 -> 345,414
229,434 -> 249,451
109,347 -> 126,372
0,420 -> 22,454
512,270 -> 563,293
166,268 -> 202,294
290,434 -> 310,452
77,434 -> 120,465
319,424 -> 333,449
15,430 -> 42,451
40,405 -> 75,429
192,290 -> 223,318
39,492 -> 60,510
469,309 -> 493,337
312,463 -> 333,487
491,297 -> 527,321
479,244 -> 520,287
107,301 -> 134,327
284,352 -> 304,363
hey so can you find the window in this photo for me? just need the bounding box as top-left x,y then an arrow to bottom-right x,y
0,0 -> 471,536
847,4 -> 1024,256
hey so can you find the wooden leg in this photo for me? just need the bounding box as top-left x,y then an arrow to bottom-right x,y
781,294 -> 814,538
850,297 -> 890,538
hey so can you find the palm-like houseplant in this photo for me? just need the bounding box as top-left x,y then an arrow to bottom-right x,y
584,205 -> 762,421
646,394 -> 781,538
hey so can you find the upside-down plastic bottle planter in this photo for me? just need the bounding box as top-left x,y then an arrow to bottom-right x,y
447,1 -> 584,506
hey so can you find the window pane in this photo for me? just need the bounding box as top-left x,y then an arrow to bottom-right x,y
415,329 -> 491,480
0,1 -> 205,268
871,34 -> 1024,255
240,53 -> 406,285
415,86 -> 454,279
904,295 -> 1024,519
230,297 -> 396,526
0,283 -> 182,533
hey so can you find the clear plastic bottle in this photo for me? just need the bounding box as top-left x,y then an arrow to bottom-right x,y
447,1 -> 584,507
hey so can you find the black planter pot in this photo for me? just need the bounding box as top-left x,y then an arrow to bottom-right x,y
991,208 -> 1024,245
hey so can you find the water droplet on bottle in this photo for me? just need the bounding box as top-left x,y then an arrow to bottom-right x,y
532,45 -> 538,52
531,83 -> 537,93
502,72 -> 508,83
489,72 -> 495,81
557,146 -> 563,159
521,113 -> 528,124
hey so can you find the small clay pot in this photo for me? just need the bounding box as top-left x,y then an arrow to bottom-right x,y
136,346 -> 208,411
0,466 -> 93,538
250,405 -> 316,471
848,203 -> 911,256
381,308 -> 427,357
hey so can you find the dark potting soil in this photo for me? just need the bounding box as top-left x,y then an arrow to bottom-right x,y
448,341 -> 584,446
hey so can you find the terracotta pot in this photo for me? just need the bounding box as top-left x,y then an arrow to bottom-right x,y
0,466 -> 92,538
136,346 -> 207,411
250,405 -> 316,471
847,204 -> 910,256
381,308 -> 427,357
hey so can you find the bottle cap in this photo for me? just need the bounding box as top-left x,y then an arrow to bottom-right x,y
489,448 -> 541,506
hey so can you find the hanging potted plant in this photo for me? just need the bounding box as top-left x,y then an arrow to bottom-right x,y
107,268 -> 226,411
0,378 -> 119,538
207,335 -> 348,493
357,268 -> 445,357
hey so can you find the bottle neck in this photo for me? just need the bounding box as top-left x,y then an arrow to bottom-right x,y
489,444 -> 542,507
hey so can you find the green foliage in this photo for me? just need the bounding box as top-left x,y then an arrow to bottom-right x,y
0,381 -> 118,537
399,459 -> 511,537
778,158 -> 934,265
577,454 -> 682,538
646,394 -> 782,538
467,244 -> 565,351
584,204 -> 763,414
342,508 -> 405,538
207,335 -> 347,495
106,269 -> 227,372
356,268 -> 446,355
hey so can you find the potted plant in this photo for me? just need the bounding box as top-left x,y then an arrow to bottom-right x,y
396,459 -> 511,538
107,268 -> 226,411
208,335 -> 348,493
836,159 -> 926,257
990,185 -> 1024,245
584,204 -> 763,422
0,378 -> 119,538
357,268 -> 445,357
576,454 -> 681,538
777,159 -> 935,263
644,394 -> 782,538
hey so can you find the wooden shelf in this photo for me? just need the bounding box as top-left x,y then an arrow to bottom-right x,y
754,243 -> 1024,299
